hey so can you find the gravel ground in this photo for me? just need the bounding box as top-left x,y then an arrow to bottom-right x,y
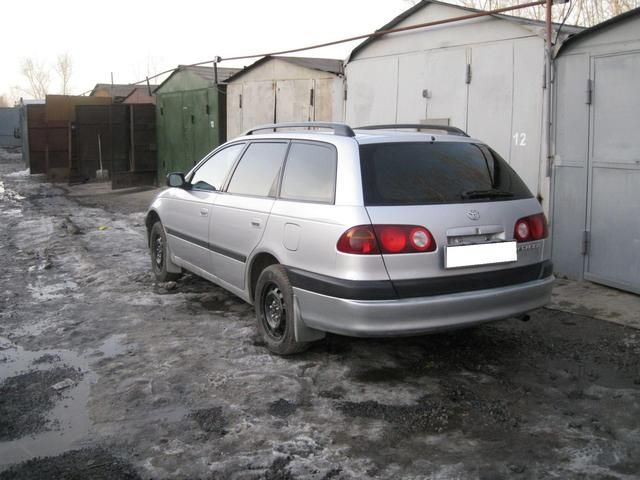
1,147 -> 639,479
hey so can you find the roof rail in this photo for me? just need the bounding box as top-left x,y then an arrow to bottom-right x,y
356,124 -> 469,137
243,122 -> 356,137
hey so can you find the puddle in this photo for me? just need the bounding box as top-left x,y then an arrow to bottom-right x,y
0,338 -> 96,468
92,334 -> 128,358
27,279 -> 79,301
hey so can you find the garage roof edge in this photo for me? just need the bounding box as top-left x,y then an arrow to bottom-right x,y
347,0 -> 583,62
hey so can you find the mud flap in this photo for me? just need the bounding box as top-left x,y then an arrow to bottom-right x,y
293,295 -> 325,342
165,252 -> 182,274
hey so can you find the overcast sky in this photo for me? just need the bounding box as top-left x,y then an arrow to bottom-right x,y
1,0 -> 411,100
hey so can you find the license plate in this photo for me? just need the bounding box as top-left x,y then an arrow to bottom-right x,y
445,241 -> 517,269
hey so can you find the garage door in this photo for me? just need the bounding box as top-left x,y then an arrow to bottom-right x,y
585,52 -> 640,294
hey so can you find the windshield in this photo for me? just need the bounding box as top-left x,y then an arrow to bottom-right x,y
359,141 -> 532,206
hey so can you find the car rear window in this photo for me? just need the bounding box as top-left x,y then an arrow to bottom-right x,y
359,142 -> 532,205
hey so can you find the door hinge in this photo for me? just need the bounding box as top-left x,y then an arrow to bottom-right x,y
465,64 -> 472,84
581,230 -> 591,255
309,88 -> 315,107
586,79 -> 593,105
239,94 -> 242,109
343,85 -> 347,101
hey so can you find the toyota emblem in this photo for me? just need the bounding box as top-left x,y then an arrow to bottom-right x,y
467,210 -> 480,221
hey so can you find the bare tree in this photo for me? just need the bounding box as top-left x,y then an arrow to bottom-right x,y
20,58 -> 50,99
410,0 -> 640,26
55,53 -> 73,95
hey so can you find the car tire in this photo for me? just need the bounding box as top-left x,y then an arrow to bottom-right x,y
255,265 -> 309,356
150,221 -> 180,282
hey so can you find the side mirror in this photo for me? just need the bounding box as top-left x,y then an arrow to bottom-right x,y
167,172 -> 188,188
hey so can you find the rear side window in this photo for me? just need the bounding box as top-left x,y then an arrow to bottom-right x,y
190,143 -> 244,191
359,142 -> 532,205
227,142 -> 288,197
280,142 -> 336,203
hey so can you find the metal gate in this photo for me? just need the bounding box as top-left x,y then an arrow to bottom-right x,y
76,104 -> 157,189
584,51 -> 640,294
76,105 -> 128,181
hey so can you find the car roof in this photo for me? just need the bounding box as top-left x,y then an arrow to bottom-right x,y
352,129 -> 481,145
233,127 -> 482,146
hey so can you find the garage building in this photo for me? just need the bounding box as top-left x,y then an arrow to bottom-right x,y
551,7 -> 640,294
225,56 -> 344,140
345,0 -> 581,211
154,65 -> 240,184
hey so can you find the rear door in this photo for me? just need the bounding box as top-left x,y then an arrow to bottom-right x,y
359,141 -> 543,282
209,141 -> 289,289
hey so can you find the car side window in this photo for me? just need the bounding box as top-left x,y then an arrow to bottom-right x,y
280,142 -> 337,203
190,144 -> 245,191
226,142 -> 288,197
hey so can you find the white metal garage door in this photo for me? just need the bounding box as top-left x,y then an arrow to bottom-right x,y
585,51 -> 640,294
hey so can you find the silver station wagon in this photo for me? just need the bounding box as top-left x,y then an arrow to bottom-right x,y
146,123 -> 553,355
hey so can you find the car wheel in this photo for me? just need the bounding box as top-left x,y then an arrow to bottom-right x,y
150,221 -> 180,282
255,265 -> 309,355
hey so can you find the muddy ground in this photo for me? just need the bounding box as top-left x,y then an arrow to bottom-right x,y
1,147 -> 639,479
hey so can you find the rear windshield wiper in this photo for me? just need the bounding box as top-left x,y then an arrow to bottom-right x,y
461,189 -> 514,199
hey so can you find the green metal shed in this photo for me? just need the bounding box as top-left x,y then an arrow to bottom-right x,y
154,65 -> 240,184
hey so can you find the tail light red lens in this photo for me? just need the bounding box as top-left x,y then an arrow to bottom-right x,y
337,226 -> 379,254
378,226 -> 406,253
514,213 -> 548,242
337,225 -> 436,254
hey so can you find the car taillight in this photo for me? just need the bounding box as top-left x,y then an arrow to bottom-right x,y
514,213 -> 548,242
337,225 -> 436,254
337,226 -> 379,254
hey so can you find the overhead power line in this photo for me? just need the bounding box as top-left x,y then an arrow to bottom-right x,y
82,0 -> 546,94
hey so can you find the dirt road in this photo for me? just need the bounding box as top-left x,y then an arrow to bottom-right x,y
1,147 -> 639,479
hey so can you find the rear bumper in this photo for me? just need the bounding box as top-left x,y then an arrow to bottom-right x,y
293,275 -> 554,337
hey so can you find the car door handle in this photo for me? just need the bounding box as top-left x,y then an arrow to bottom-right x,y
200,208 -> 209,217
251,219 -> 261,228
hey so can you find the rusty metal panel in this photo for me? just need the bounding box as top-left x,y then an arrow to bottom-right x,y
130,104 -> 157,174
74,103 -> 156,188
45,95 -> 112,122
75,105 -> 128,180
27,105 -> 47,174
46,120 -> 70,181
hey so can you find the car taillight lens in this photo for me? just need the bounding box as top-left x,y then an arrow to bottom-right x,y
337,226 -> 379,254
514,213 -> 548,242
337,225 -> 436,254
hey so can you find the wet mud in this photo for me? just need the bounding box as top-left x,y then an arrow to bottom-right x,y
1,147 -> 639,479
